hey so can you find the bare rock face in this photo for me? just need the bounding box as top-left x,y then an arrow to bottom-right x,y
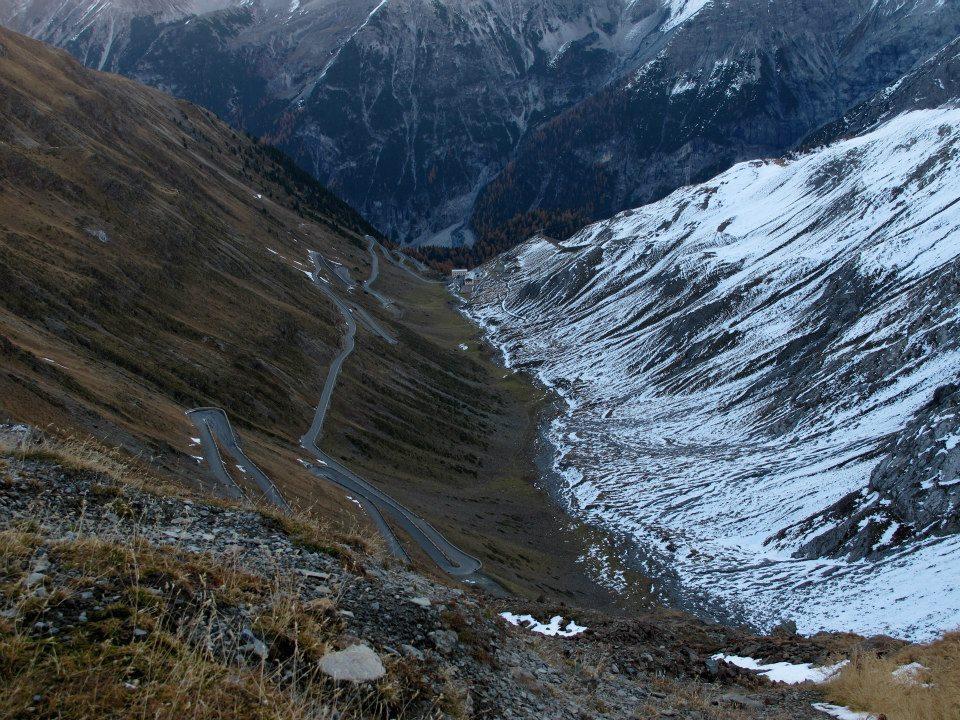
791,383 -> 960,561
4,0 -> 958,250
318,644 -> 386,683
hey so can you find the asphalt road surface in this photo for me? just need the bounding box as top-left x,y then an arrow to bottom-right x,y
362,236 -> 397,312
187,407 -> 291,512
187,412 -> 246,502
302,248 -> 483,576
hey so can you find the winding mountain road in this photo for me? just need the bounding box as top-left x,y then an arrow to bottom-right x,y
362,236 -> 398,312
187,411 -> 246,502
368,235 -> 444,285
187,407 -> 291,512
301,247 -> 482,576
187,239 -> 484,579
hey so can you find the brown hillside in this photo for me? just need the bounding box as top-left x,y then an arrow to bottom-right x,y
0,27 -> 616,604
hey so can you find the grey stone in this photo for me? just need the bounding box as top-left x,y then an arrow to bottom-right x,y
401,644 -> 424,661
718,693 -> 764,709
428,629 -> 459,654
318,644 -> 385,683
240,629 -> 269,660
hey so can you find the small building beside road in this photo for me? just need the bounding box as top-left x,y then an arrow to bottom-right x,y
450,268 -> 476,294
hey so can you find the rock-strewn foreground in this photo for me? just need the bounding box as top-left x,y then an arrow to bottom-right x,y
0,424 -> 877,719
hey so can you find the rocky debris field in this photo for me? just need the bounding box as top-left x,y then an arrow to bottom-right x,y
0,425 -> 879,719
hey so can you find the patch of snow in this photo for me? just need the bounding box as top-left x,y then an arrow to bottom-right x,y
459,343 -> 469,351
713,655 -> 847,684
85,227 -> 109,243
891,661 -> 928,685
500,612 -> 587,637
812,703 -> 876,720
661,0 -> 711,32
670,77 -> 697,96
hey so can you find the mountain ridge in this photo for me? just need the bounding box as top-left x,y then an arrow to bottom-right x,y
9,0 -> 958,254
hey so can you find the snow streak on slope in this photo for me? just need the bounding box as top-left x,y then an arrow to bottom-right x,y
468,106 -> 960,640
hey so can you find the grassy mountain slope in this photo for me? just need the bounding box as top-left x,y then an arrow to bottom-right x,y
0,27 -> 602,603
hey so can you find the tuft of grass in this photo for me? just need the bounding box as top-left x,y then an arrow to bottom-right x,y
826,631 -> 960,720
0,530 -> 438,719
258,506 -> 386,570
0,427 -> 133,483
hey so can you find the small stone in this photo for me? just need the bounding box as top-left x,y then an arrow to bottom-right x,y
24,572 -> 45,588
240,629 -> 269,660
338,610 -> 355,619
771,618 -> 798,637
409,596 -> 431,608
718,693 -> 764,709
401,644 -> 424,660
318,644 -> 385,683
298,569 -> 330,580
133,628 -> 148,638
428,629 -> 459,654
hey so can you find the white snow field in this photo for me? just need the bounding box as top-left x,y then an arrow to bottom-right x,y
467,106 -> 960,639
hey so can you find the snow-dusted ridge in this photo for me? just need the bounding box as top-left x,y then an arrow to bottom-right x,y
467,105 -> 960,640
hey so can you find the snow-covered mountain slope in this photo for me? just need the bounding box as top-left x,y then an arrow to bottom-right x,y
467,103 -> 960,640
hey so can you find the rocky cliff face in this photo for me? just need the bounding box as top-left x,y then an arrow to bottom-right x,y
7,0 -> 957,252
471,0 -> 960,258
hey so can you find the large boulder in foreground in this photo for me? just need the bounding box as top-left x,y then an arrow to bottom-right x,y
319,644 -> 386,683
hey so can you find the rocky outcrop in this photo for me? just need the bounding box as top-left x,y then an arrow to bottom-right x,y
788,383 -> 960,561
471,0 -> 960,258
6,0 -> 958,252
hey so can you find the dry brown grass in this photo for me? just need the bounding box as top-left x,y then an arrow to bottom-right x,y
258,505 -> 387,570
0,427 -> 133,484
0,529 -> 436,719
826,631 -> 960,720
